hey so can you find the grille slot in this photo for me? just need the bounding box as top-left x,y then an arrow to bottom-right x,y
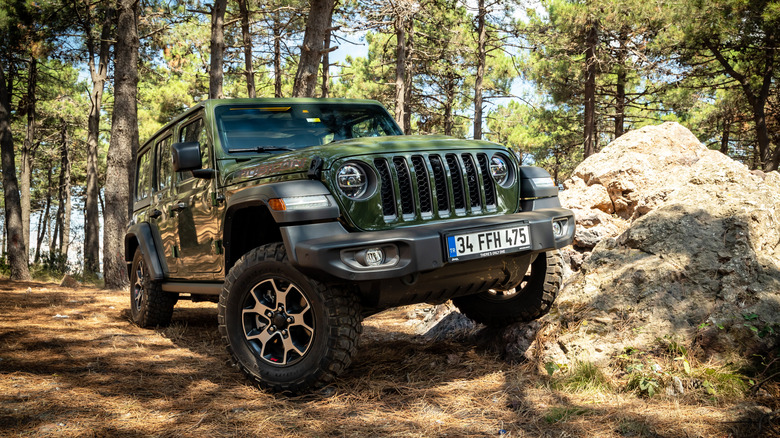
429,155 -> 449,213
411,156 -> 432,215
477,153 -> 496,207
393,157 -> 415,216
445,154 -> 467,211
374,158 -> 396,217
461,153 -> 481,210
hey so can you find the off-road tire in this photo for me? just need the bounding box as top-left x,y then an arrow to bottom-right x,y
218,243 -> 362,394
452,250 -> 562,327
130,249 -> 177,327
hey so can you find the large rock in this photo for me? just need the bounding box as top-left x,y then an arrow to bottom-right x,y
507,122 -> 780,366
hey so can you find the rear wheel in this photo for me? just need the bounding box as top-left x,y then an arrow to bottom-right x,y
218,243 -> 362,393
452,251 -> 562,327
129,249 -> 176,327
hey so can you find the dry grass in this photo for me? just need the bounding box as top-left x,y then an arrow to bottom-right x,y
0,279 -> 776,437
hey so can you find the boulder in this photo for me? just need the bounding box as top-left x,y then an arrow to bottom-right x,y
507,122 -> 780,366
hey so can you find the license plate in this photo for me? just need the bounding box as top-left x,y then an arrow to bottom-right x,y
445,225 -> 531,262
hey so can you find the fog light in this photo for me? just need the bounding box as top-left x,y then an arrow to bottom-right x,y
553,220 -> 565,237
356,247 -> 385,267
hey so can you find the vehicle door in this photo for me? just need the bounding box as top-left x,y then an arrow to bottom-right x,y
153,133 -> 179,275
174,111 -> 223,278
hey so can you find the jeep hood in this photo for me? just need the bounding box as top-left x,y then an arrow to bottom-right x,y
221,135 -> 509,186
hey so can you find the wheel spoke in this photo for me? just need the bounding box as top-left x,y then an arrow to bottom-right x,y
245,287 -> 275,318
281,334 -> 305,362
289,317 -> 313,332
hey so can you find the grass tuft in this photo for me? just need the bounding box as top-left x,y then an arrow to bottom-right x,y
551,361 -> 613,393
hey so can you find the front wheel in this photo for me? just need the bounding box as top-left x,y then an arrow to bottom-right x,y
452,251 -> 562,327
218,243 -> 362,393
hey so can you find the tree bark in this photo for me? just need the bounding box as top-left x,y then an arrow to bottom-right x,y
103,0 -> 139,289
0,64 -> 31,280
238,0 -> 255,98
473,0 -> 487,140
209,0 -> 227,99
21,57 -> 37,254
292,0 -> 336,97
84,5 -> 114,277
583,19 -> 598,159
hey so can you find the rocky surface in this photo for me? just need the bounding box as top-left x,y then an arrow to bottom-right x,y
509,122 -> 780,366
419,122 -> 780,369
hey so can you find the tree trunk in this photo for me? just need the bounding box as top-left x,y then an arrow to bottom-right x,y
238,0 -> 256,98
209,0 -> 227,99
34,166 -> 53,263
293,0 -> 336,97
103,0 -> 139,290
84,6 -> 114,277
394,13 -> 407,132
473,0 -> 487,140
719,112 -> 731,155
274,19 -> 283,98
57,124 -> 71,257
321,25 -> 332,98
402,18 -> 413,134
21,57 -> 37,254
0,64 -> 31,280
614,67 -> 625,139
583,19 -> 598,159
444,71 -> 455,136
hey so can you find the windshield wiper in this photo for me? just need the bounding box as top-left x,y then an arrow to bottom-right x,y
229,146 -> 294,153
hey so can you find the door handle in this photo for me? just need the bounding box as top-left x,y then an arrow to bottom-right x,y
172,202 -> 187,212
150,209 -> 162,219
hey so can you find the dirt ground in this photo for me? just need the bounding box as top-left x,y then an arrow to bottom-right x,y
0,279 -> 776,437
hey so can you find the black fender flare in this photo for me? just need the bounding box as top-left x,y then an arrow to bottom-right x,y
125,222 -> 165,281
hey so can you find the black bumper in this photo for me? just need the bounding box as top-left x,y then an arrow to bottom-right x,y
282,208 -> 575,282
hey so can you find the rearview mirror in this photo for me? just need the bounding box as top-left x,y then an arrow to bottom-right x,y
172,142 -> 202,172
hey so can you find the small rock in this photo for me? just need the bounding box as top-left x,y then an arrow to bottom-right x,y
59,275 -> 80,288
53,314 -> 69,319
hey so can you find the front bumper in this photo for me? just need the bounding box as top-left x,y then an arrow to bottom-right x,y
282,207 -> 575,282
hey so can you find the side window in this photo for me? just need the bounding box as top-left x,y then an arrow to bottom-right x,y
351,118 -> 389,138
135,148 -> 152,201
177,115 -> 209,181
157,135 -> 173,191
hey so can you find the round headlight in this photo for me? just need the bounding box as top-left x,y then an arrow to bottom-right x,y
337,164 -> 368,199
490,155 -> 509,185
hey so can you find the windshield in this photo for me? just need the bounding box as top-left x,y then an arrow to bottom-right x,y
215,103 -> 403,153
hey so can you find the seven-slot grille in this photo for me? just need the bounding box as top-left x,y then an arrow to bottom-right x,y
373,152 -> 500,222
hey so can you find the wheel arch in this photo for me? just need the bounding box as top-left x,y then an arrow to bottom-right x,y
125,223 -> 165,281
223,181 -> 339,275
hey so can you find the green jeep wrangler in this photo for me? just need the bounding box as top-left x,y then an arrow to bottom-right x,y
126,98 -> 574,393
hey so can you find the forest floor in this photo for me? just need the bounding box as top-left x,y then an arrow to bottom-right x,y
0,279 -> 776,437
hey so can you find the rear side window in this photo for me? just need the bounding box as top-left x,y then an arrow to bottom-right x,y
157,135 -> 173,191
135,148 -> 152,201
177,115 -> 209,181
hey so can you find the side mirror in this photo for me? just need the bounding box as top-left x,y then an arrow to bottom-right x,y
172,142 -> 202,172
